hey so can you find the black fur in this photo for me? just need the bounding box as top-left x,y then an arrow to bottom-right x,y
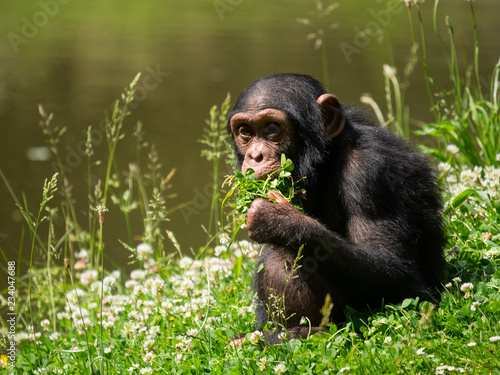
229,73 -> 446,339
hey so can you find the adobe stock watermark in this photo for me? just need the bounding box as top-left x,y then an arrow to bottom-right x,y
7,0 -> 73,54
339,0 -> 404,63
51,65 -> 169,174
213,0 -> 243,21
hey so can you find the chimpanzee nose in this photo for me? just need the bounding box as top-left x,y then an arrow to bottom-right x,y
248,143 -> 265,164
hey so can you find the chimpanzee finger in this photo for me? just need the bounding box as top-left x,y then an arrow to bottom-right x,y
267,190 -> 289,204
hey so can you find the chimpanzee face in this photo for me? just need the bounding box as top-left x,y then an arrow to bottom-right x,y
230,108 -> 293,180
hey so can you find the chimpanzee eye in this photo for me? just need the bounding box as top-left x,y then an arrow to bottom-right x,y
238,126 -> 253,139
265,123 -> 281,137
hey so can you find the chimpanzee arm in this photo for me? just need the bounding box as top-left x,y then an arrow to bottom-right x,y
246,196 -> 429,299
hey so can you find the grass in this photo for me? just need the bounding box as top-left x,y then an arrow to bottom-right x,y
1,1 -> 500,374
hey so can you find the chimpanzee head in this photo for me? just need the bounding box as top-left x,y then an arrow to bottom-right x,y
228,73 -> 345,186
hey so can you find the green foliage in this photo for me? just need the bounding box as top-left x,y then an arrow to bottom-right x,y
406,0 -> 500,168
222,154 -> 305,216
198,93 -> 234,241
416,83 -> 500,168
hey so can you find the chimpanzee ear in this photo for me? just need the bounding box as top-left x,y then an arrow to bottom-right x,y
317,94 -> 345,139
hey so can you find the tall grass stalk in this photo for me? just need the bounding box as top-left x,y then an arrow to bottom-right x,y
39,105 -> 83,270
199,93 -> 232,242
18,173 -> 58,369
46,212 -> 56,332
102,73 -> 141,208
97,207 -> 106,374
469,0 -> 482,101
297,1 -> 339,91
406,1 -> 439,118
85,126 -> 96,263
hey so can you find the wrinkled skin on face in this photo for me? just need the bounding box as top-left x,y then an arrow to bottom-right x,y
230,108 -> 293,180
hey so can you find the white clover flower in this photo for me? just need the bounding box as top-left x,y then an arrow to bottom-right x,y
143,339 -> 155,350
57,311 -> 71,320
74,259 -> 87,271
149,326 -> 161,336
248,330 -> 264,343
125,279 -> 138,289
75,249 -> 89,259
452,277 -> 462,283
40,319 -> 50,330
496,153 -> 500,161
102,320 -> 115,329
258,357 -> 267,371
446,144 -> 459,154
143,352 -> 155,364
187,328 -> 198,337
416,347 -> 425,355
175,341 -> 184,350
274,363 -> 287,374
128,364 -> 140,372
460,282 -> 474,292
339,366 -> 351,373
130,269 -> 147,280
214,245 -> 227,257
444,282 -> 452,288
278,331 -> 288,341
438,162 -> 452,173
179,256 -> 194,269
484,166 -> 500,184
80,270 -> 99,286
219,232 -> 230,245
88,302 -> 98,310
137,243 -> 154,260
16,332 -> 29,341
161,300 -> 173,310
460,167 -> 482,185
71,308 -> 89,319
176,353 -> 183,362
103,275 -> 116,288
445,174 -> 458,183
49,332 -> 60,341
104,347 -> 112,354
470,301 -> 480,312
140,367 -> 153,375
489,336 -> 500,343
384,336 -> 392,344
435,365 -> 465,373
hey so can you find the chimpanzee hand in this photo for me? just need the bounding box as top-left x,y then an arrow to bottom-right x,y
246,190 -> 308,246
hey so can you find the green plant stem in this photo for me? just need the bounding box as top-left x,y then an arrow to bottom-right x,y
47,215 -> 56,332
469,1 -> 482,101
103,74 -> 140,207
414,3 -> 438,119
87,154 -> 93,258
208,148 -> 220,241
98,221 -> 105,373
447,16 -> 463,117
125,174 -> 134,246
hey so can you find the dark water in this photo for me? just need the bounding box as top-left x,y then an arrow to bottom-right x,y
1,0 -> 499,270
